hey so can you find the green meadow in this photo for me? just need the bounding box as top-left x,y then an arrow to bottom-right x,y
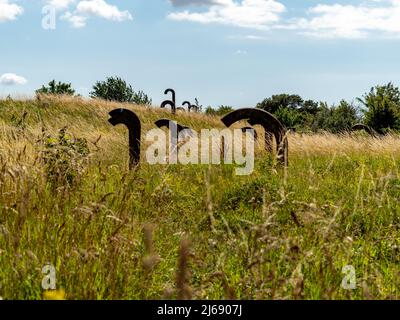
0,96 -> 399,300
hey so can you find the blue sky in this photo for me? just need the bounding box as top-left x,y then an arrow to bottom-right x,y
1,0 -> 400,108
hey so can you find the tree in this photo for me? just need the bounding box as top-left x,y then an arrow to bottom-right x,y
301,100 -> 320,115
357,83 -> 400,133
256,94 -> 321,130
36,80 -> 75,96
274,106 -> 302,128
90,76 -> 152,105
132,90 -> 152,105
205,106 -> 216,115
312,100 -> 358,133
205,105 -> 234,116
256,94 -> 304,114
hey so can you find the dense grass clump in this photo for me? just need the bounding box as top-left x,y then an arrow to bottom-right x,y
0,96 -> 399,300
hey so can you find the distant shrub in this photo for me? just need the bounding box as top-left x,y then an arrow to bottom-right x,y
36,80 -> 75,96
132,90 -> 152,105
274,106 -> 302,128
205,105 -> 234,116
10,111 -> 28,133
256,94 -> 304,114
256,93 -> 320,130
40,127 -> 89,186
358,83 -> 400,134
90,76 -> 152,105
221,176 -> 274,211
312,100 -> 359,133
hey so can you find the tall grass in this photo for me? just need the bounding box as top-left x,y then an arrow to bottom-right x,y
0,96 -> 399,300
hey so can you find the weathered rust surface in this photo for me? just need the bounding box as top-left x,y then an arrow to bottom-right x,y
155,119 -> 189,134
351,124 -> 375,135
221,108 -> 288,166
161,89 -> 176,114
241,126 -> 258,140
189,104 -> 199,112
108,108 -> 141,169
182,101 -> 191,112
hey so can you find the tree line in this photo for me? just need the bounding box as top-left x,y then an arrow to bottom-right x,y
36,76 -> 152,106
206,82 -> 400,134
35,77 -> 400,134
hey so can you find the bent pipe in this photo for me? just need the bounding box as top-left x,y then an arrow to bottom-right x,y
351,124 -> 375,136
221,108 -> 288,166
155,119 -> 194,142
108,108 -> 141,169
161,100 -> 175,114
247,118 -> 274,153
161,88 -> 176,114
155,119 -> 189,134
189,105 -> 199,112
241,127 -> 258,140
182,101 -> 191,111
165,88 -> 176,103
155,119 -> 193,158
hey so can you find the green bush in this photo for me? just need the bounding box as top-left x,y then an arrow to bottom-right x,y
205,105 -> 234,116
90,76 -> 152,105
358,83 -> 400,133
36,80 -> 75,96
40,127 -> 89,186
256,94 -> 304,114
10,111 -> 28,133
256,94 -> 320,130
274,106 -> 303,128
312,100 -> 358,133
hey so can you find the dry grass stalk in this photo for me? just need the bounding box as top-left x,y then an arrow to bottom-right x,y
141,224 -> 160,273
176,237 -> 192,300
205,168 -> 217,233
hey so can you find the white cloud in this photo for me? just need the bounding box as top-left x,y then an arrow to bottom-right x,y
235,49 -> 248,54
243,34 -> 266,40
168,0 -> 400,39
45,0 -> 76,11
169,0 -> 221,6
291,0 -> 400,39
0,73 -> 27,85
168,0 -> 286,30
55,0 -> 132,27
76,0 -> 132,21
61,11 -> 87,28
228,34 -> 268,40
0,0 -> 23,22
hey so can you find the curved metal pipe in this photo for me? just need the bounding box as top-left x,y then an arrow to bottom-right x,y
108,108 -> 141,169
189,105 -> 199,112
351,124 -> 375,136
182,101 -> 191,111
241,126 -> 258,140
161,88 -> 176,114
155,118 -> 188,134
221,108 -> 288,166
